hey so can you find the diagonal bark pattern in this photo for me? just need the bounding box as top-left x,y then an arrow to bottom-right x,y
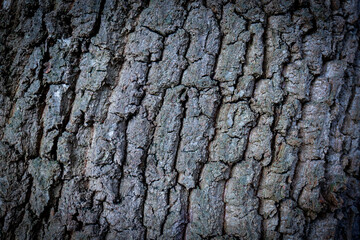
0,0 -> 359,239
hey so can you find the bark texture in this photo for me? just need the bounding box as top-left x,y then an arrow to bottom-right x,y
1,0 -> 360,239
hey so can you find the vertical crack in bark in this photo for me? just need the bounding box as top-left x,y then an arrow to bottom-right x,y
90,0 -> 106,38
176,89 -> 189,240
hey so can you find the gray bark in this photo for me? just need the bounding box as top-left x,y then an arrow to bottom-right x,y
0,0 -> 360,239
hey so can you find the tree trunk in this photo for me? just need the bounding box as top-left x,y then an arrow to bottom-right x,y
0,0 -> 359,239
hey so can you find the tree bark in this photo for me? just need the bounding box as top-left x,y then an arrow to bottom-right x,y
0,0 -> 360,239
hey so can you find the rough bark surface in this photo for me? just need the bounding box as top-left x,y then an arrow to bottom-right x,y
1,0 -> 360,239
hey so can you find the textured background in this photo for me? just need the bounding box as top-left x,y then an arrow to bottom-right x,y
0,0 -> 359,239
